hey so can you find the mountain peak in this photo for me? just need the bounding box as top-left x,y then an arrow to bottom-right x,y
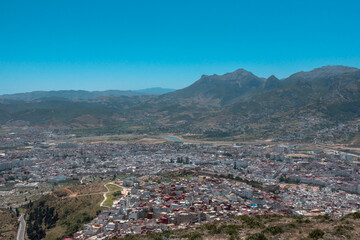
221,68 -> 255,79
167,68 -> 265,105
264,75 -> 281,90
267,75 -> 279,81
287,65 -> 359,81
200,68 -> 258,82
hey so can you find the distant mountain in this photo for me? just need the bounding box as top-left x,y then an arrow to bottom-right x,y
162,69 -> 265,106
285,65 -> 359,83
135,87 -> 176,95
1,65 -> 360,144
230,67 -> 360,115
0,88 -> 176,101
264,75 -> 281,90
0,90 -> 141,101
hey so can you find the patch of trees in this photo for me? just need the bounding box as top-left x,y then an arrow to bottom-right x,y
26,200 -> 58,240
61,212 -> 92,237
204,129 -> 231,138
220,174 -> 263,190
279,175 -> 300,184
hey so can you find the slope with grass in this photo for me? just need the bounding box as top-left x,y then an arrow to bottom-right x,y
25,183 -> 106,240
109,212 -> 360,240
101,183 -> 122,207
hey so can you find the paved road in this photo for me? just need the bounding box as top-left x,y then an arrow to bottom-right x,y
17,213 -> 25,240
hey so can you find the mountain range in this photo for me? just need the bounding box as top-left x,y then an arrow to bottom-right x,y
0,88 -> 176,101
1,65 -> 360,144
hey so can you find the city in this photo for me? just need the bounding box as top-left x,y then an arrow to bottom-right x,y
1,127 -> 359,239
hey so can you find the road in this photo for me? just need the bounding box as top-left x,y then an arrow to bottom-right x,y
100,184 -> 110,207
100,182 -> 128,207
17,213 -> 25,240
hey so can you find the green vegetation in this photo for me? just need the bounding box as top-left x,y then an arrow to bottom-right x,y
308,229 -> 325,239
106,211 -> 360,240
26,200 -> 58,239
220,173 -> 264,190
246,233 -> 268,240
179,231 -> 203,240
103,183 -> 122,207
25,184 -> 105,240
334,225 -> 354,238
1,67 -> 360,143
352,212 -> 360,219
262,225 -> 284,235
204,223 -> 243,237
237,215 -> 265,229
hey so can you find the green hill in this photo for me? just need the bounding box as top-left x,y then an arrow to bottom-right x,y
25,183 -> 105,240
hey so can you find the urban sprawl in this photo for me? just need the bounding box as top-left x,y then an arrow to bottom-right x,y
1,128 -> 360,239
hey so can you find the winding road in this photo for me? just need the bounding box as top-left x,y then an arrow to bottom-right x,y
17,213 -> 25,240
100,183 -> 128,207
100,184 -> 110,207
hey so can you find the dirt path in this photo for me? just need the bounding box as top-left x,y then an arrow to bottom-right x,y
64,187 -> 77,197
100,184 -> 110,207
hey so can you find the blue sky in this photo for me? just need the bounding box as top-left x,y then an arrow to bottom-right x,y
0,0 -> 360,94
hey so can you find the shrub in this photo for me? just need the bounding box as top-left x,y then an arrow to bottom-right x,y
208,224 -> 242,236
334,225 -> 353,238
352,212 -> 360,219
263,225 -> 284,235
286,223 -> 296,228
180,231 -> 202,240
309,229 -> 325,239
220,224 -> 241,236
204,223 -> 217,231
314,215 -> 330,221
239,215 -> 265,229
246,233 -> 268,240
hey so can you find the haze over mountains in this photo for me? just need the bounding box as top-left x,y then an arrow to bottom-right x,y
0,88 -> 176,101
1,65 -> 360,143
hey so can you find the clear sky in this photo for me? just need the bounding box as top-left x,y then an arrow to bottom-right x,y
1,0 -> 360,94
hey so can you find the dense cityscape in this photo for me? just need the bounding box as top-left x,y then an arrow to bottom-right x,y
1,128 -> 360,239
2,0 -> 360,239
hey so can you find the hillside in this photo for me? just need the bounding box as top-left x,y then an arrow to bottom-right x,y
161,69 -> 265,106
0,65 -> 360,143
25,183 -> 105,240
0,208 -> 18,240
111,213 -> 360,240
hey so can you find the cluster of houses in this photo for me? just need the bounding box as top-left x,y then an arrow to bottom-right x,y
75,176 -> 282,239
